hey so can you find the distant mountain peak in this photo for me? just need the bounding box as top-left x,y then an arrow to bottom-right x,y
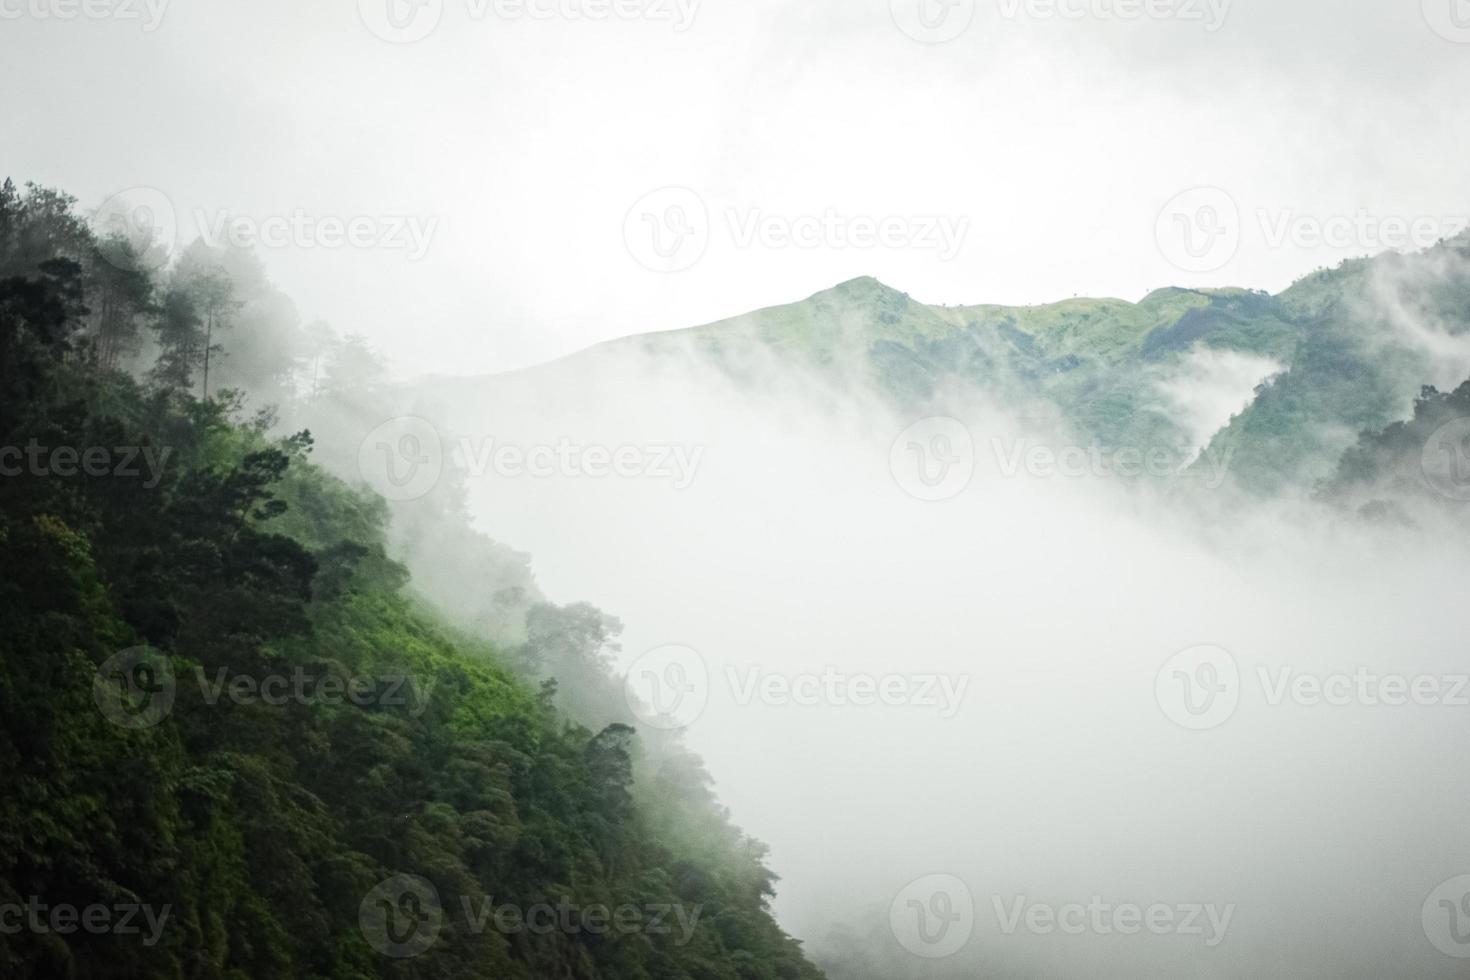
816,275 -> 904,300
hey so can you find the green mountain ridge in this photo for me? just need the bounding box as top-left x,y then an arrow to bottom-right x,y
427,236 -> 1470,500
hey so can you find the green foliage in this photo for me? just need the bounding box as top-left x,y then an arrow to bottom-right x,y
0,181 -> 823,980
1316,379 -> 1470,523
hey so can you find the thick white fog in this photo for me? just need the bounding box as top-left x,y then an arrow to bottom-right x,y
390,341 -> 1470,978
11,0 -> 1470,975
8,1 -> 1470,376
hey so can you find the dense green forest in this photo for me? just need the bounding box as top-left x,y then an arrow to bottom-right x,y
0,179 -> 825,980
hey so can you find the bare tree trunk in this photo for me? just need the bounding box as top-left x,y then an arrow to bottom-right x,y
202,308 -> 213,399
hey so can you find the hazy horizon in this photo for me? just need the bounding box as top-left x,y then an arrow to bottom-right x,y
8,0 -> 1470,377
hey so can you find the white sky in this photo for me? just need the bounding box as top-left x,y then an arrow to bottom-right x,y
4,0 -> 1470,377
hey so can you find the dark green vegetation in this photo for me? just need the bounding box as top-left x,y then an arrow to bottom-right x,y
0,180 -> 824,979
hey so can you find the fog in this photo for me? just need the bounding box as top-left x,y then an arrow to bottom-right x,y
8,0 -> 1470,377
11,0 -> 1470,973
362,330 -> 1470,978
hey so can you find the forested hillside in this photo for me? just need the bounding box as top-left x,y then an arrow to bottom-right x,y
0,180 -> 824,980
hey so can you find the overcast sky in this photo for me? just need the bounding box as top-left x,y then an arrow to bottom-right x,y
4,0 -> 1470,377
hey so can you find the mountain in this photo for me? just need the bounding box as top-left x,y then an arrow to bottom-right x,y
419,235 -> 1470,502
0,179 -> 826,980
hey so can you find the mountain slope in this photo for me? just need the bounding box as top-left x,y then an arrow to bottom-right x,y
421,236 -> 1470,499
0,179 -> 825,980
